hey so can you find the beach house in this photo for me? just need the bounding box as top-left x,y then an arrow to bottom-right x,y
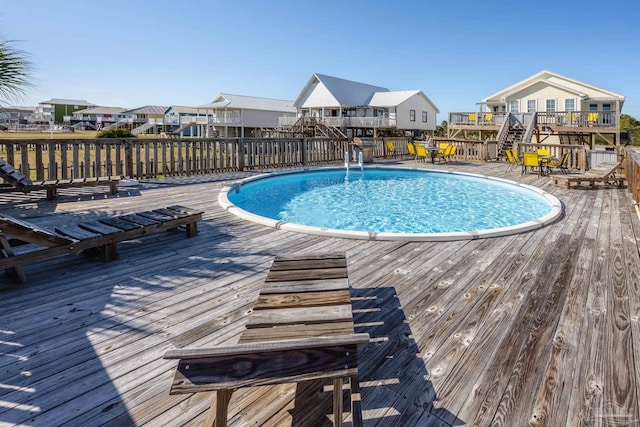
448,70 -> 625,155
198,94 -> 297,138
283,73 -> 439,138
34,98 -> 97,124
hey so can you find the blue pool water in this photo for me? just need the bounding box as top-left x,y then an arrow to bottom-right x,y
226,168 -> 556,234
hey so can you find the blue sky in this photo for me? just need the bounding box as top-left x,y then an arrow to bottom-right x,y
2,0 -> 639,120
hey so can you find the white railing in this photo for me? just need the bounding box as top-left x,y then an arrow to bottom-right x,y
277,116 -> 396,128
208,112 -> 242,125
166,116 -> 210,126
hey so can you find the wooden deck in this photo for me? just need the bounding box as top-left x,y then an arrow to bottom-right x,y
1,160 -> 640,426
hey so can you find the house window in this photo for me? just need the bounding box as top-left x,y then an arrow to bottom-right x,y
508,100 -> 519,113
410,110 -> 416,122
589,104 -> 598,111
527,100 -> 536,113
422,111 -> 428,122
546,99 -> 556,112
602,104 -> 611,111
565,99 -> 575,111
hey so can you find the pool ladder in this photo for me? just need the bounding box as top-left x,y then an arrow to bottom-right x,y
344,151 -> 364,176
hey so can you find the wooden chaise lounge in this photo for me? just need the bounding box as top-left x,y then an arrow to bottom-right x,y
0,157 -> 121,200
549,161 -> 626,189
164,253 -> 370,427
0,205 -> 202,283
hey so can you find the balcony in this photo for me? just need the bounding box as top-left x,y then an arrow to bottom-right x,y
277,116 -> 396,128
449,111 -> 619,131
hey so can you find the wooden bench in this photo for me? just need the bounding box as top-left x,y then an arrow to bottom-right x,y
0,157 -> 121,200
164,253 -> 369,427
0,205 -> 202,283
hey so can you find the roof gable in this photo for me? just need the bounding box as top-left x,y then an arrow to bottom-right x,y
483,70 -> 625,103
295,74 -> 389,108
167,105 -> 201,114
368,90 -> 439,112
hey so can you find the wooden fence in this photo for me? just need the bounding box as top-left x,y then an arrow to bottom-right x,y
1,136 -> 594,181
0,137 -> 411,180
624,148 -> 640,204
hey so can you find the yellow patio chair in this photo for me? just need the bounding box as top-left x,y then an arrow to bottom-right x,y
522,152 -> 541,175
484,113 -> 493,122
505,149 -> 521,172
406,141 -> 416,160
588,112 -> 599,124
414,143 -> 428,162
437,143 -> 449,157
385,141 -> 396,158
468,113 -> 477,122
545,152 -> 570,174
437,145 -> 456,163
537,148 -> 550,156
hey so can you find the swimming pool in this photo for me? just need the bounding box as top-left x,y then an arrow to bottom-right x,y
219,167 -> 563,241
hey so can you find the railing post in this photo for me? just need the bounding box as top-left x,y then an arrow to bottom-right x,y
48,141 -> 56,180
236,139 -> 245,171
302,138 -> 308,166
124,139 -> 134,178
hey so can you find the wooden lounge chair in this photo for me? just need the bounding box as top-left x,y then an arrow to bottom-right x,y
0,157 -> 121,200
549,161 -> 625,189
164,253 -> 370,427
0,205 -> 203,283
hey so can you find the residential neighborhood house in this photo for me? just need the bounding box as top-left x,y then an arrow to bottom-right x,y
197,94 -> 297,138
282,73 -> 440,138
448,70 -> 625,157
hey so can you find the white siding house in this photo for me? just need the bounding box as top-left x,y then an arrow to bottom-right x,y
449,70 -> 625,147
290,73 -> 439,137
198,94 -> 296,137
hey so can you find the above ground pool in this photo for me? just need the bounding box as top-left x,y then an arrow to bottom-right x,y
219,167 -> 563,241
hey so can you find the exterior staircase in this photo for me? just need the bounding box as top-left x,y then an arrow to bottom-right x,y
496,112 -> 537,158
132,120 -> 157,135
315,122 -> 347,138
167,122 -> 195,137
101,119 -> 128,131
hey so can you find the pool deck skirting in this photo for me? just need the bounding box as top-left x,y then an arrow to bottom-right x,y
219,166 -> 564,242
1,159 -> 640,426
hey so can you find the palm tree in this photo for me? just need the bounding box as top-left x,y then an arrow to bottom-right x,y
0,40 -> 34,105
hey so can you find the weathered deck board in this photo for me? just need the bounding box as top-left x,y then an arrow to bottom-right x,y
1,160 -> 640,426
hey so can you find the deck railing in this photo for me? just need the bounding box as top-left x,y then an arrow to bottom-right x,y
449,112 -> 508,126
277,116 -> 396,128
624,148 -> 640,204
451,111 -> 618,128
519,143 -> 587,171
0,137 -> 592,181
0,138 -> 363,180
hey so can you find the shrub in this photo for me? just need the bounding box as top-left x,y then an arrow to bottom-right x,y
96,128 -> 135,138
